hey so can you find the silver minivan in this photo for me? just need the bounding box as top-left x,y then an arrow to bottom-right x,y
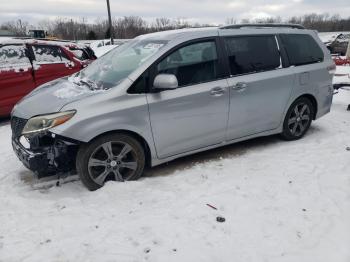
11,24 -> 335,190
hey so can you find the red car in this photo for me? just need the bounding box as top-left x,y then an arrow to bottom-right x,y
333,56 -> 350,66
0,39 -> 96,117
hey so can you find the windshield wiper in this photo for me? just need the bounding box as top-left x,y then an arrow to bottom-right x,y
74,78 -> 101,91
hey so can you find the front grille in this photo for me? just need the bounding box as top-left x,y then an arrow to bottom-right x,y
11,117 -> 27,138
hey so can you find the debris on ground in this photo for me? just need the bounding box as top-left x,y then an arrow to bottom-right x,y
216,216 -> 226,223
206,203 -> 218,210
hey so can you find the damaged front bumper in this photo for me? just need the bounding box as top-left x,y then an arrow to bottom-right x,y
11,116 -> 79,176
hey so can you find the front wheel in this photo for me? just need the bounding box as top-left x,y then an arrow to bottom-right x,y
76,133 -> 145,191
281,97 -> 314,141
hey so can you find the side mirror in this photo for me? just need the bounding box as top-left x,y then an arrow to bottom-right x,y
153,74 -> 178,91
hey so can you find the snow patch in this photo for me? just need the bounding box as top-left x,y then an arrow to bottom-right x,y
0,62 -> 32,73
0,44 -> 31,67
53,76 -> 104,99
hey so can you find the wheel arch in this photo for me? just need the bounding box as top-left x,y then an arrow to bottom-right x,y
87,129 -> 152,167
294,93 -> 318,120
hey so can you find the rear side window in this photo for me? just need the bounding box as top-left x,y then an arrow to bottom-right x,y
224,36 -> 280,76
156,41 -> 220,87
0,45 -> 30,65
32,45 -> 70,63
280,34 -> 324,66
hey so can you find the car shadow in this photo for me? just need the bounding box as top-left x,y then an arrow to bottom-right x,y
144,135 -> 282,178
15,125 -> 325,190
144,124 -> 326,179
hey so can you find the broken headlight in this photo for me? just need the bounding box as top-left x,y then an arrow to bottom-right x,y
22,110 -> 76,135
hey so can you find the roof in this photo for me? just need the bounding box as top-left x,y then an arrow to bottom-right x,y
135,24 -> 308,42
0,38 -> 86,49
136,27 -> 219,41
220,23 -> 305,29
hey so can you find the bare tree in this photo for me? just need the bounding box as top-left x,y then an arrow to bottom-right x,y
2,13 -> 350,40
0,19 -> 29,36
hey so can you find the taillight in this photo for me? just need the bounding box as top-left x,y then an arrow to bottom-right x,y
327,63 -> 336,75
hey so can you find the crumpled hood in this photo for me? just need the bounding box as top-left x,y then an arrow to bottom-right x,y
12,77 -> 103,119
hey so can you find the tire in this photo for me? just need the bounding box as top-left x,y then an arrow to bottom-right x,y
281,97 -> 314,141
76,133 -> 145,191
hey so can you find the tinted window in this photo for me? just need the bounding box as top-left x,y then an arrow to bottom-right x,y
156,41 -> 220,87
225,36 -> 280,76
128,71 -> 149,94
0,45 -> 30,65
32,45 -> 67,63
280,34 -> 324,66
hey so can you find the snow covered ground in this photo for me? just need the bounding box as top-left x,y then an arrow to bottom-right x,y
1,75 -> 350,262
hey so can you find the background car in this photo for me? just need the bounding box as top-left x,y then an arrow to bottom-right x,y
319,32 -> 350,55
328,33 -> 349,55
89,39 -> 129,57
0,39 -> 96,117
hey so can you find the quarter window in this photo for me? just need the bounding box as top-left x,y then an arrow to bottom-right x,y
225,36 -> 281,76
156,41 -> 220,87
280,34 -> 324,66
128,71 -> 149,94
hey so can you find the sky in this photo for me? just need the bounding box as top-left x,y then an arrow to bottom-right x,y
0,0 -> 349,25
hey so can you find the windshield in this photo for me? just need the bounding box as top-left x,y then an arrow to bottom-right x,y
76,39 -> 168,90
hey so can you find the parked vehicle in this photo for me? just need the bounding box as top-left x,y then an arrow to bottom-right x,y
0,39 -> 96,116
11,24 -> 334,190
320,32 -> 350,55
333,56 -> 350,66
89,39 -> 129,57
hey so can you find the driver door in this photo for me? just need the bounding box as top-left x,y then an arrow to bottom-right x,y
146,39 -> 230,158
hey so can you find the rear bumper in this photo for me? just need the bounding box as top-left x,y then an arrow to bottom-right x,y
315,84 -> 334,119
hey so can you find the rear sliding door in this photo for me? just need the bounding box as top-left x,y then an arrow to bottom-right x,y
218,33 -> 295,140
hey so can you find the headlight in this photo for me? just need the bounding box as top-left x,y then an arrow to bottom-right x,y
22,110 -> 76,135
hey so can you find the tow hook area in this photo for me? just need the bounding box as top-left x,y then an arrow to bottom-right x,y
12,132 -> 80,177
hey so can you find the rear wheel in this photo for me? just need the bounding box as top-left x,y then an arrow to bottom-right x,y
76,133 -> 145,191
281,97 -> 314,140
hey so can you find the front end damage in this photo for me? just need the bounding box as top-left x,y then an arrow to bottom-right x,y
11,116 -> 79,177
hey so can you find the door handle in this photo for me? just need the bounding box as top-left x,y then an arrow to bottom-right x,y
210,86 -> 225,96
232,82 -> 247,91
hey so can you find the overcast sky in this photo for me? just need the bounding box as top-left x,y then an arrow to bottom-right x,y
1,0 -> 349,25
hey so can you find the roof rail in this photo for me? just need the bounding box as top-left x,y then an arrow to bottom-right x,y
220,23 -> 305,30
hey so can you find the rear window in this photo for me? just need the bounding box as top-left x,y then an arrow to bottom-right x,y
224,36 -> 281,76
280,34 -> 324,66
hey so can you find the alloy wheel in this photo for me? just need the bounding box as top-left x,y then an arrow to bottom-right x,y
287,102 -> 311,137
87,141 -> 138,185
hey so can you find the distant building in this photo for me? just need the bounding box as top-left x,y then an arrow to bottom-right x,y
0,30 -> 16,37
28,30 -> 46,39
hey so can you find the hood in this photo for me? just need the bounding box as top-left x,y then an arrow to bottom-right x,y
12,77 -> 105,119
